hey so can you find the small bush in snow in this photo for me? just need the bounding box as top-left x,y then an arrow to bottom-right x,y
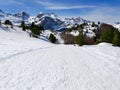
4,20 -> 12,25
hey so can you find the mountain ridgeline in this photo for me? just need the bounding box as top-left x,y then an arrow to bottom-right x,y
0,9 -> 120,46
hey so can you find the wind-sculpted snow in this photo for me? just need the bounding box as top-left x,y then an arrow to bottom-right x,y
0,26 -> 120,90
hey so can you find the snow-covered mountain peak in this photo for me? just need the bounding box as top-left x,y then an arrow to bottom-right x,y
39,12 -> 44,15
37,12 -> 44,18
49,12 -> 57,18
36,12 -> 58,18
13,11 -> 30,20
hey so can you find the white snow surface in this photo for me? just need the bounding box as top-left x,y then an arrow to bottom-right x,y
70,31 -> 79,36
0,25 -> 120,90
113,24 -> 120,31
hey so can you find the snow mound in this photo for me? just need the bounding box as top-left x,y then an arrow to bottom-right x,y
98,43 -> 112,46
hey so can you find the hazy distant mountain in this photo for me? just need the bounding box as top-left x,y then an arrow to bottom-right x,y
0,9 -> 5,17
0,9 -> 30,25
13,11 -> 30,20
0,9 -> 5,14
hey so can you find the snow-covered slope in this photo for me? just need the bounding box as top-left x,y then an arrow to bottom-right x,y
0,25 -> 120,90
113,23 -> 120,31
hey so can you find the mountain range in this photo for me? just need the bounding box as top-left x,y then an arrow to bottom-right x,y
0,9 -> 91,30
0,9 -> 120,31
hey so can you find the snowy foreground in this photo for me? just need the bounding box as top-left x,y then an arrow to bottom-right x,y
0,26 -> 120,90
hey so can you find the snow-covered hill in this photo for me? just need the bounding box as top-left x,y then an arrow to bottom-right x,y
0,24 -> 120,90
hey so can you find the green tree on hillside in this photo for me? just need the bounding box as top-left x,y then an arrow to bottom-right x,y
30,22 -> 44,36
112,29 -> 120,46
20,21 -> 26,31
92,22 -> 98,27
101,30 -> 113,43
0,20 -> 1,25
76,30 -> 85,46
49,33 -> 56,43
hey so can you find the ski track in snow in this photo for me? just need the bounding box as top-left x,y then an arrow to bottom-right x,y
1,45 -> 120,90
0,26 -> 120,90
0,46 -> 54,61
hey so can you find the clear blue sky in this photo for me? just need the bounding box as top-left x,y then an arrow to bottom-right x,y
0,0 -> 120,23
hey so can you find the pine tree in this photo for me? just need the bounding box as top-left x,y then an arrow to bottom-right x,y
49,33 -> 56,43
76,30 -> 85,46
31,25 -> 40,35
98,21 -> 100,25
0,20 -> 1,25
30,22 -> 35,30
92,22 -> 98,27
30,22 -> 43,36
79,24 -> 84,29
112,29 -> 120,46
21,21 -> 26,31
101,30 -> 113,43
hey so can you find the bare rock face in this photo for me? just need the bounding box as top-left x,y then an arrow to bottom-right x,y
34,13 -> 63,30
